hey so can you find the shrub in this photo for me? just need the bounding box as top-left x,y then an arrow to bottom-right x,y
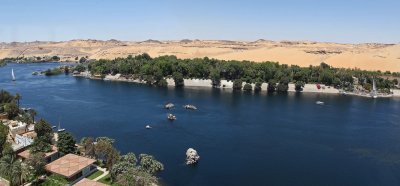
267,80 -> 276,92
233,79 -> 243,90
295,81 -> 305,91
243,83 -> 252,92
254,82 -> 262,92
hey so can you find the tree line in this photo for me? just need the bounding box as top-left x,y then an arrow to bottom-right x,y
74,53 -> 399,93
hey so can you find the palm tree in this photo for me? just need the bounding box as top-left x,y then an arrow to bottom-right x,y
29,109 -> 37,124
0,156 -> 22,186
15,93 -> 21,108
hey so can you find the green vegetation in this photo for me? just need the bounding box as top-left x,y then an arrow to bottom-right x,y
98,174 -> 115,185
0,60 -> 6,67
1,56 -> 62,63
39,174 -> 68,186
233,79 -> 243,90
30,119 -> 54,154
86,170 -> 104,180
56,132 -> 77,155
243,83 -> 252,92
86,54 -> 399,92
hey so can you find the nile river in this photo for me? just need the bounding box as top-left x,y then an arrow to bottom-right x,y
1,63 -> 400,186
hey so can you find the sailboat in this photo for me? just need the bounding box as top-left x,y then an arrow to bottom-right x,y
11,68 -> 16,81
57,122 -> 65,132
371,79 -> 378,99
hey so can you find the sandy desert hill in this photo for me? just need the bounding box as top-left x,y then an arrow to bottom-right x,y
0,39 -> 399,72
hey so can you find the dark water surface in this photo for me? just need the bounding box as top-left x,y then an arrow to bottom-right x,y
1,63 -> 400,186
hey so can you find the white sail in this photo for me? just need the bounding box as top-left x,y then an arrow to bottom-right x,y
11,68 -> 15,81
372,79 -> 377,92
371,79 -> 378,98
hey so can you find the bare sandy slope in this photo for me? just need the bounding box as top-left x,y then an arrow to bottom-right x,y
1,39 -> 399,72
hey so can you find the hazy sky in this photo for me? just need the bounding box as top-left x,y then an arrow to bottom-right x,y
0,0 -> 399,43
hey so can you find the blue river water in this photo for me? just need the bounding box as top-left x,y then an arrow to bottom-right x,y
1,63 -> 400,186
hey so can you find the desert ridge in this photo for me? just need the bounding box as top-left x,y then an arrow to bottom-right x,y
1,39 -> 399,72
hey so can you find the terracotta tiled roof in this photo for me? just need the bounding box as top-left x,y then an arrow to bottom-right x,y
45,154 -> 96,178
18,145 -> 58,159
74,178 -> 107,186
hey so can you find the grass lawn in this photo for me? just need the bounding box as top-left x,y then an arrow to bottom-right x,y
98,174 -> 118,186
86,170 -> 104,180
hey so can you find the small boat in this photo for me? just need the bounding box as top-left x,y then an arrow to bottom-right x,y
32,71 -> 39,75
316,101 -> 324,105
52,126 -> 57,129
57,122 -> 65,132
184,104 -> 197,110
11,68 -> 16,81
371,79 -> 378,99
167,113 -> 177,121
145,125 -> 152,129
165,103 -> 175,109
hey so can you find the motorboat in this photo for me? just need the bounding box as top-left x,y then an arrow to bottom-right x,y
146,125 -> 152,129
167,113 -> 177,121
316,101 -> 324,105
184,104 -> 197,110
165,103 -> 175,109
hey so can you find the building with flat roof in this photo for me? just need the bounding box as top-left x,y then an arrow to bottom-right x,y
45,154 -> 97,183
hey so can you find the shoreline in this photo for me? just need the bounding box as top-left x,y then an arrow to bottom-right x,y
74,73 -> 400,98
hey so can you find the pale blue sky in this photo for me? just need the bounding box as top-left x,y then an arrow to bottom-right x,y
0,0 -> 399,43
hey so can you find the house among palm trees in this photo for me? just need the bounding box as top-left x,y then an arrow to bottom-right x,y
1,119 -> 36,151
44,154 -> 97,184
18,146 -> 59,163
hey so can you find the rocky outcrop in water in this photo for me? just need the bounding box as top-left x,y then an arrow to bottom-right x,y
186,148 -> 200,165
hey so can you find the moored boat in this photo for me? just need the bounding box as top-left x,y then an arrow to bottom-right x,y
167,113 -> 177,120
165,103 -> 175,109
184,104 -> 197,110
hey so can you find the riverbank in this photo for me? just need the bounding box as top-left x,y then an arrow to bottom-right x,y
74,72 -> 400,97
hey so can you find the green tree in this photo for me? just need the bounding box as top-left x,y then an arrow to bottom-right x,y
39,174 -> 68,186
79,57 -> 87,63
267,80 -> 277,93
57,132 -> 77,155
74,64 -> 86,72
34,119 -> 53,144
254,82 -> 262,92
233,79 -> 243,90
31,119 -> 53,153
15,93 -> 21,108
116,167 -> 158,186
139,154 -> 164,174
81,137 -> 95,157
210,69 -> 221,87
26,152 -> 46,181
28,109 -> 37,123
0,123 -> 9,154
243,83 -> 253,92
295,81 -> 305,91
4,102 -> 19,119
95,138 -> 120,170
51,56 -> 60,61
172,72 -> 184,87
0,155 -> 22,186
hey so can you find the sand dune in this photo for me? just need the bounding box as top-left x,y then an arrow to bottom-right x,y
1,39 -> 399,72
